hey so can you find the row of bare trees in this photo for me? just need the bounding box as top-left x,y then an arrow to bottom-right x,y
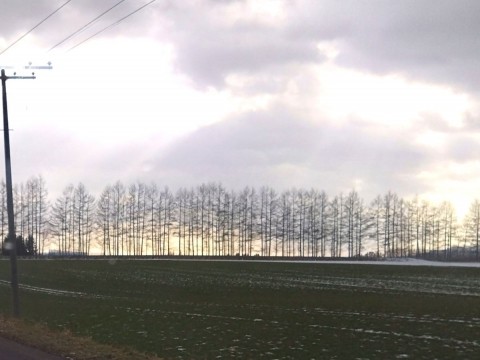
0,176 -> 49,255
3,178 -> 480,260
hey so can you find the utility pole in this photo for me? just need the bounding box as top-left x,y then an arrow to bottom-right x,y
1,63 -> 52,318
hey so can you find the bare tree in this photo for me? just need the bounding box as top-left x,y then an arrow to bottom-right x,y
74,183 -> 95,255
259,187 -> 277,256
50,185 -> 74,253
97,185 -> 112,256
464,199 -> 480,260
160,186 -> 175,255
370,195 -> 383,257
35,176 -> 49,255
111,181 -> 126,256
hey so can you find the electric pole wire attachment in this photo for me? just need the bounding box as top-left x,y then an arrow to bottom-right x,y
1,63 -> 52,318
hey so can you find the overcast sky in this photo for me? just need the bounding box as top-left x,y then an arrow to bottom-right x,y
0,0 -> 479,217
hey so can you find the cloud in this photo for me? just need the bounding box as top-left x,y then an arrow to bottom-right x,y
4,0 -> 480,93
150,0 -> 324,88
0,0 -> 162,54
150,0 -> 480,92
306,1 -> 480,92
149,109 -> 433,198
0,123 -> 156,198
1,0 -> 479,209
0,1 -> 55,38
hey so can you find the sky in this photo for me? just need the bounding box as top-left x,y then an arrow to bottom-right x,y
0,0 -> 479,218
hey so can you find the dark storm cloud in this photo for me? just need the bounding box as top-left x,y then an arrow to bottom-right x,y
150,110 -> 433,197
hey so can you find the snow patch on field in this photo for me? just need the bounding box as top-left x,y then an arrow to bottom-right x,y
246,257 -> 480,268
0,279 -> 106,298
360,258 -> 480,268
130,257 -> 480,268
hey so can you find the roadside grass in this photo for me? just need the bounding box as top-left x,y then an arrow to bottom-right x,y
0,259 -> 480,359
0,313 -> 160,359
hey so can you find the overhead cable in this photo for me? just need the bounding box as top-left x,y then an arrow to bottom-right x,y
0,0 -> 74,57
49,0 -> 128,51
68,0 -> 157,52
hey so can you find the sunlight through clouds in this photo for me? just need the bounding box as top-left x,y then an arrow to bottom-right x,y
224,0 -> 288,25
417,160 -> 480,219
315,64 -> 472,129
12,38 -> 238,147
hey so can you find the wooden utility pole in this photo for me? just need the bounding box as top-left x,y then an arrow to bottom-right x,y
1,63 -> 51,318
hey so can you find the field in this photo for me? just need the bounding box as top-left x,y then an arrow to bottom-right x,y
1,259 -> 480,359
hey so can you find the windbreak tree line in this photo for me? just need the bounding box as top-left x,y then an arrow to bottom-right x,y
1,177 -> 480,260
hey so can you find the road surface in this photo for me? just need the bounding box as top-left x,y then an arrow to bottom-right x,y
0,336 -> 64,360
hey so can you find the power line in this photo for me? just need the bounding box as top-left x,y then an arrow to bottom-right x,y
49,0 -> 128,52
0,0 -> 74,57
69,0 -> 157,52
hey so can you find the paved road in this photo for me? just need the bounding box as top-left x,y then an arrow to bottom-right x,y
0,336 -> 64,360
